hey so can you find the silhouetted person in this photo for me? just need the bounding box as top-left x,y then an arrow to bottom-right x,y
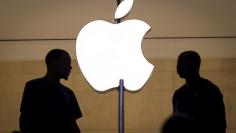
161,113 -> 198,133
20,49 -> 82,133
11,130 -> 21,133
172,51 -> 226,133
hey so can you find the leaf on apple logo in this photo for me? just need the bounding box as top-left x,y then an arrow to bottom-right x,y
115,0 -> 134,19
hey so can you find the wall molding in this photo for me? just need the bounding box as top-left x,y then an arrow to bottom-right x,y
0,38 -> 236,60
0,36 -> 236,42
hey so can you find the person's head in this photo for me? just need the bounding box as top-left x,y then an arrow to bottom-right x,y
161,114 -> 198,133
177,51 -> 201,79
45,49 -> 72,80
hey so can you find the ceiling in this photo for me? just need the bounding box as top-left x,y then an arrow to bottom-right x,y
1,0 -> 236,39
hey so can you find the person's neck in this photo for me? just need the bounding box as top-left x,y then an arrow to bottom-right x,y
44,72 -> 60,84
185,74 -> 201,85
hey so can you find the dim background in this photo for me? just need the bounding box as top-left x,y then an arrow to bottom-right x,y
0,0 -> 236,133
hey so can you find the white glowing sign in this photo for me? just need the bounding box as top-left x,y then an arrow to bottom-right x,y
76,0 -> 154,91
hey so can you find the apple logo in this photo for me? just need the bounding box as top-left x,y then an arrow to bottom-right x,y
76,0 -> 154,91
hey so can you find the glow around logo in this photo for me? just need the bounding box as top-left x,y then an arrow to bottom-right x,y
76,0 -> 154,91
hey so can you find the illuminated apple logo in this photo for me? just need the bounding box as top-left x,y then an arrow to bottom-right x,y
76,0 -> 154,91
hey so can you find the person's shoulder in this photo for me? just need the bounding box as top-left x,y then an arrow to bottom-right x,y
173,84 -> 187,99
201,78 -> 222,96
172,85 -> 187,104
25,77 -> 45,86
23,77 -> 46,94
60,83 -> 74,94
201,77 -> 215,85
174,85 -> 187,94
201,78 -> 219,90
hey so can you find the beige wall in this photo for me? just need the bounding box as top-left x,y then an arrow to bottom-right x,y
0,59 -> 235,133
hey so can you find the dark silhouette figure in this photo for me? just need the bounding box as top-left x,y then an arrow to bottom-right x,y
19,49 -> 82,133
11,130 -> 21,133
172,51 -> 226,133
161,113 -> 198,133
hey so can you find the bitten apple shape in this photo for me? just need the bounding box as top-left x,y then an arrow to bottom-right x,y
76,0 -> 154,91
76,19 -> 153,91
